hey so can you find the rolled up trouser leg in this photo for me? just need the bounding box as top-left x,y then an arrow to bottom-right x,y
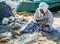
42,25 -> 54,33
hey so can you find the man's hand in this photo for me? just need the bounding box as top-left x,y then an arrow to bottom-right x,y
42,18 -> 48,21
41,24 -> 49,28
36,19 -> 40,22
36,18 -> 48,22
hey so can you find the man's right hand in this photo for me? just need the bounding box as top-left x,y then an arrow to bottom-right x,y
36,18 -> 44,22
36,19 -> 40,22
36,18 -> 48,22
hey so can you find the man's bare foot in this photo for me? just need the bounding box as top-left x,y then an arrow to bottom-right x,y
10,30 -> 17,34
19,31 -> 23,35
10,30 -> 23,35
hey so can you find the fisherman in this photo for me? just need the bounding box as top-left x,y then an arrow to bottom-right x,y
10,2 -> 54,35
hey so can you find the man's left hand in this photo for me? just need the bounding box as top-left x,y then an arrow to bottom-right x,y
41,24 -> 49,28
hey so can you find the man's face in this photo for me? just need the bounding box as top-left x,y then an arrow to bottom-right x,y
40,9 -> 44,13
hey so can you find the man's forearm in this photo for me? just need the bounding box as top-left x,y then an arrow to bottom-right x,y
36,18 -> 48,22
36,18 -> 43,22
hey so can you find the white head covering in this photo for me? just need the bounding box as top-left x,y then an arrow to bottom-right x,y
39,2 -> 49,13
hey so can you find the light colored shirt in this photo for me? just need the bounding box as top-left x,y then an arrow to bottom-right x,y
34,8 -> 53,25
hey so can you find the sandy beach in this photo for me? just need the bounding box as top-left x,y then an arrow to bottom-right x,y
0,12 -> 60,44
